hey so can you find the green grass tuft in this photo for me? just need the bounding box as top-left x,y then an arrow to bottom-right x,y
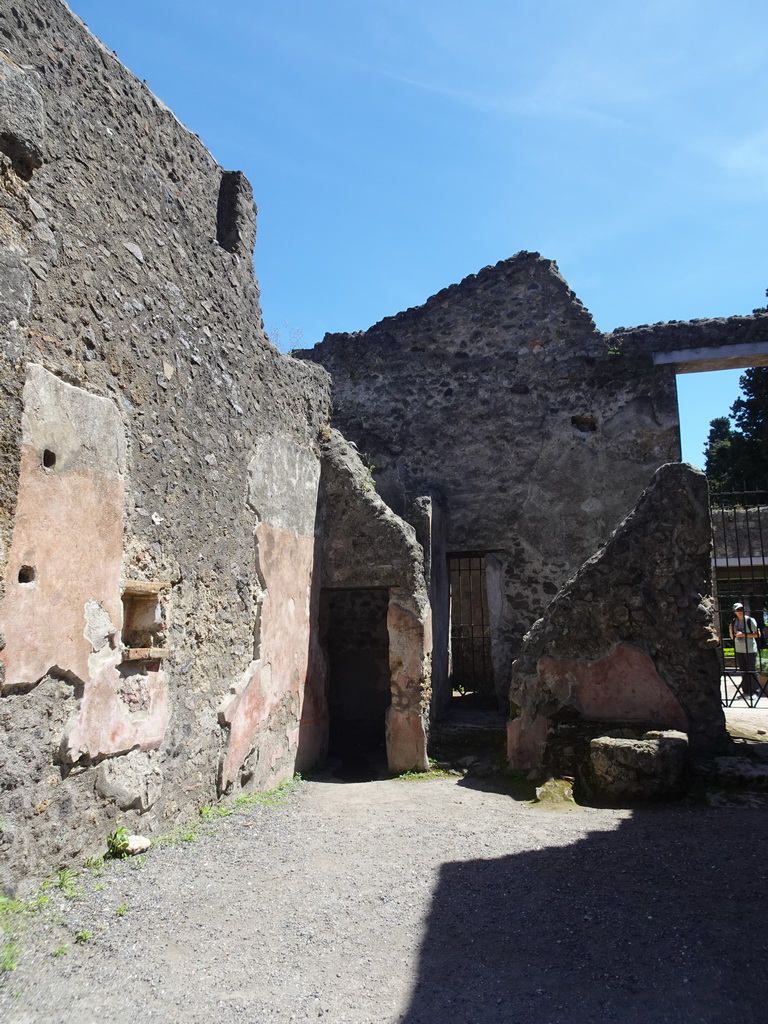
233,775 -> 301,809
396,760 -> 455,782
106,824 -> 131,859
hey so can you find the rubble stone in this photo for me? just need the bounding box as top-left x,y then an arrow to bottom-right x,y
587,730 -> 689,802
95,750 -> 163,813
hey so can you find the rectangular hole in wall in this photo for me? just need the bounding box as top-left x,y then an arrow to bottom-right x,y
448,554 -> 494,704
120,580 -> 170,663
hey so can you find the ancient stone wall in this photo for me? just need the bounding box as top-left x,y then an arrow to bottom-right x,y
508,463 -> 728,783
317,429 -> 432,772
1,0 -> 760,887
0,0 -> 332,889
297,253 -> 682,705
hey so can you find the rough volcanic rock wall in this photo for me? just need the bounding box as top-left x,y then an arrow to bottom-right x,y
508,462 -> 727,778
297,253 -> 681,704
0,0 -> 330,889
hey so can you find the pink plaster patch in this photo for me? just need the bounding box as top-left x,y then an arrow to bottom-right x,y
538,643 -> 688,729
1,447 -> 123,688
386,589 -> 431,772
2,421 -> 170,762
507,714 -> 549,771
220,523 -> 319,791
385,708 -> 428,773
64,662 -> 169,762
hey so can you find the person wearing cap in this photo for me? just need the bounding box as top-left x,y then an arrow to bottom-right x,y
730,603 -> 761,699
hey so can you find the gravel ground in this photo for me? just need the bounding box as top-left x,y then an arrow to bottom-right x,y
2,772 -> 768,1024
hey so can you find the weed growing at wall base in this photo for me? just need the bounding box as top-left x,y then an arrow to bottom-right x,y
50,867 -> 80,898
0,893 -> 43,974
0,940 -> 20,973
396,760 -> 455,781
1,776 -> 305,976
154,775 -> 303,846
232,775 -> 301,809
106,824 -> 131,859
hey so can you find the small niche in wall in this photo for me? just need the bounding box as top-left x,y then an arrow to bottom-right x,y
42,449 -> 56,470
571,414 -> 598,433
18,564 -> 36,585
120,580 -> 170,663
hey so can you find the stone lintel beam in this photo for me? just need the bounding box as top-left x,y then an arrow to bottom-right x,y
653,342 -> 768,374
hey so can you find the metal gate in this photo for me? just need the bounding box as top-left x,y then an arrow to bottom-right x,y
711,490 -> 768,706
448,554 -> 494,702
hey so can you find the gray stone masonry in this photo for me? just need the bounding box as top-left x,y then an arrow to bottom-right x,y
298,256 -> 768,712
610,314 -> 768,373
297,252 -> 683,706
318,428 -> 428,601
0,0 -> 763,888
508,463 -> 729,784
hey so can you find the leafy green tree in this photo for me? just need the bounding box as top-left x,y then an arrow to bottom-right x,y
704,416 -> 736,491
704,367 -> 768,491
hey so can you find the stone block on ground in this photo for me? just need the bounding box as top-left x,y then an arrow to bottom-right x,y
125,834 -> 151,855
587,729 -> 689,803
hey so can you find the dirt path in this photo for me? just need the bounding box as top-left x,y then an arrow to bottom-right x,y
2,773 -> 768,1024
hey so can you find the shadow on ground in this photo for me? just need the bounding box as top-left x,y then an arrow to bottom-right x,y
400,804 -> 768,1024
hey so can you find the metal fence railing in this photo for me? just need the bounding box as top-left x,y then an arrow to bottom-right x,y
448,554 -> 494,702
710,490 -> 768,707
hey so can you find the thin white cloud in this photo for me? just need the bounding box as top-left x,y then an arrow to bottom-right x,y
374,66 -> 631,128
720,126 -> 768,178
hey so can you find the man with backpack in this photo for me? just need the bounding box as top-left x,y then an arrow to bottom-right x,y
730,602 -> 761,700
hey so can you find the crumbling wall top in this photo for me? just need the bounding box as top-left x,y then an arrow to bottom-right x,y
297,251 -> 599,368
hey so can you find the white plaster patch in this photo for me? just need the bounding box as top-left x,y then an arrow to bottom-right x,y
83,598 -> 117,653
21,363 -> 126,476
247,435 -> 320,536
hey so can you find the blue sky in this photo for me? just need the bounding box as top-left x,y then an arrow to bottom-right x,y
64,0 -> 768,467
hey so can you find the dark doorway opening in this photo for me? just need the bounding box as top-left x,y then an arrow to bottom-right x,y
321,587 -> 390,781
449,553 -> 494,707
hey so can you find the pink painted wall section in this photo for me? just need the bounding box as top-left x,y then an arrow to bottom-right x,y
296,542 -> 329,774
64,661 -> 169,761
386,588 -> 431,772
507,713 -> 549,772
1,445 -> 124,689
0,365 -> 170,762
385,708 -> 428,773
219,522 -> 320,791
538,642 -> 688,729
